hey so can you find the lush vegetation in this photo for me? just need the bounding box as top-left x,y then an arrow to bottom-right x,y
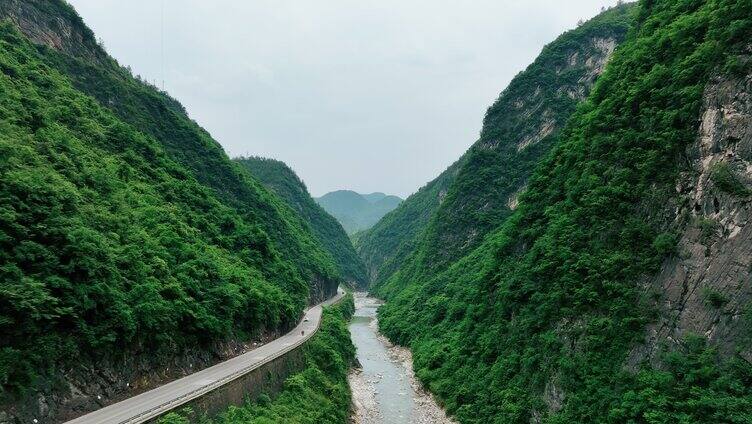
360,6 -> 633,293
0,4 -> 340,399
607,337 -> 752,423
35,23 -> 338,290
315,190 -> 401,234
160,295 -> 355,424
377,1 -> 752,422
710,162 -> 751,196
353,158 -> 464,286
236,157 -> 368,286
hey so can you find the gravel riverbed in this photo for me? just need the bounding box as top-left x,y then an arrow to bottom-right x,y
348,294 -> 456,424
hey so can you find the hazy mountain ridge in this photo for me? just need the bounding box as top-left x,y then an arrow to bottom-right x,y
315,190 -> 402,234
353,158 -> 464,284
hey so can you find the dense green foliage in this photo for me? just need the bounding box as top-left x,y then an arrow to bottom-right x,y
160,295 -> 355,424
315,190 -> 401,234
236,157 -> 367,286
0,4 -> 339,397
33,27 -> 338,290
360,6 -> 633,292
0,0 -> 338,294
607,337 -> 752,423
710,162 -> 751,196
377,1 -> 752,422
353,158 -> 464,285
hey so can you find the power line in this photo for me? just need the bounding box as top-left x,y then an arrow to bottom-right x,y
161,0 -> 165,91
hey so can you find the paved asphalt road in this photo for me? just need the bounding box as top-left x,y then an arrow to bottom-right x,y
65,289 -> 346,424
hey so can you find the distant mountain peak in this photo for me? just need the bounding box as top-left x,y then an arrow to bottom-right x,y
315,190 -> 402,234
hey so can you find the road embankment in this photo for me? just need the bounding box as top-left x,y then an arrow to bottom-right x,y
158,292 -> 355,424
64,290 -> 346,424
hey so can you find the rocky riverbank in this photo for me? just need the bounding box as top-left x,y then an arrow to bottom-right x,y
348,294 -> 455,424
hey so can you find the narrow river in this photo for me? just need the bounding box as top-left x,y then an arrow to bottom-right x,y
348,293 -> 456,424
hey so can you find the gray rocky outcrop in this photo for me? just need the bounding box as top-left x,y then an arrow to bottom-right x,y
629,62 -> 752,367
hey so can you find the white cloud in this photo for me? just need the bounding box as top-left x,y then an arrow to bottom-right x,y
67,0 -> 622,197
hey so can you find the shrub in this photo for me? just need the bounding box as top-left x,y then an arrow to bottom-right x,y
710,162 -> 751,196
652,232 -> 679,255
703,288 -> 729,309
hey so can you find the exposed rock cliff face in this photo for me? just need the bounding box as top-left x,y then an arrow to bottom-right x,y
631,63 -> 752,366
509,36 -> 618,151
0,0 -> 107,65
438,36 -> 619,262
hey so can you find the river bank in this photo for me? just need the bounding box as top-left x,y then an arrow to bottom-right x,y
348,293 -> 455,424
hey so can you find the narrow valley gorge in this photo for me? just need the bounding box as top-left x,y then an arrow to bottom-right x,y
1,1 -> 751,423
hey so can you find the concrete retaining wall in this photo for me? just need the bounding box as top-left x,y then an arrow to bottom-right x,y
156,345 -> 306,422
146,293 -> 345,423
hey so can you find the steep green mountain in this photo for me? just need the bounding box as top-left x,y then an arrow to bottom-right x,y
354,159 -> 464,283
0,0 -> 341,421
0,0 -> 339,302
236,157 -> 367,286
377,1 -> 752,423
358,5 -> 633,290
315,190 -> 402,234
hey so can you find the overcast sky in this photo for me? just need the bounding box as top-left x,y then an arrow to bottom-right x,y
67,0 -> 620,198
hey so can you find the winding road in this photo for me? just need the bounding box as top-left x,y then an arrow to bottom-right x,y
65,288 -> 345,424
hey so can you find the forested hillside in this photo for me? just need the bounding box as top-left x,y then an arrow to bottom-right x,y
0,1 -> 339,300
377,0 -> 752,422
358,5 -> 634,291
315,190 -> 401,234
237,157 -> 367,286
0,1 -> 342,421
354,158 -> 464,284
